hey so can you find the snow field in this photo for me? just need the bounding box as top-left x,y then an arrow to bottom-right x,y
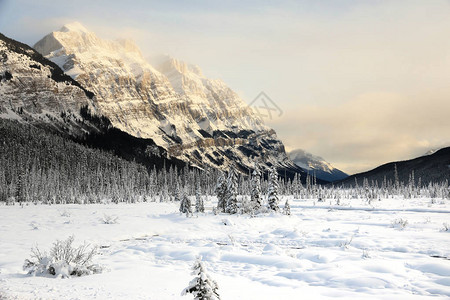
0,197 -> 449,299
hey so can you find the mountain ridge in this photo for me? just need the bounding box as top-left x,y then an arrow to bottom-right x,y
31,22 -> 306,177
335,147 -> 450,186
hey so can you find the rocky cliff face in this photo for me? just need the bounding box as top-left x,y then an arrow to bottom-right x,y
0,32 -> 99,137
33,22 -> 296,173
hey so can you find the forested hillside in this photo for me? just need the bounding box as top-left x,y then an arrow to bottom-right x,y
336,147 -> 450,187
0,119 -> 151,203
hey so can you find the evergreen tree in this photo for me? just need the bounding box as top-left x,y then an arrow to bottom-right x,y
250,169 -> 262,211
174,180 -> 182,202
283,198 -> 291,216
182,257 -> 220,300
267,166 -> 279,212
179,190 -> 192,215
195,181 -> 204,213
292,173 -> 299,199
394,164 -> 400,190
225,166 -> 238,214
215,173 -> 227,213
306,173 -> 311,196
15,169 -> 25,203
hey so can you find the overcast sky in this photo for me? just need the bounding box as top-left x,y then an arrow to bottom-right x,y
1,0 -> 449,174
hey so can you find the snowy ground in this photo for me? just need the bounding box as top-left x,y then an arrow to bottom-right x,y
0,197 -> 449,299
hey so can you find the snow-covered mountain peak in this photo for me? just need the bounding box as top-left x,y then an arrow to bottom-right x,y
60,22 -> 90,34
289,149 -> 330,171
289,149 -> 348,182
35,23 -> 146,63
34,23 -> 168,86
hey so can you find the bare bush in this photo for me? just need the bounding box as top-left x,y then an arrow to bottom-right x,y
23,236 -> 102,278
391,218 -> 408,229
101,214 -> 119,224
339,235 -> 354,249
59,210 -> 71,217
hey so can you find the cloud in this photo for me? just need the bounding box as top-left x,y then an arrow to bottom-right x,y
269,91 -> 450,174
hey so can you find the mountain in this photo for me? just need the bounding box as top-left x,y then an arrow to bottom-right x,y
0,31 -> 189,171
336,147 -> 450,187
288,149 -> 348,182
32,22 -> 304,177
0,32 -> 99,137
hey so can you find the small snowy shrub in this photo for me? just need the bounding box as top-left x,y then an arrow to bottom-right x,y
221,219 -> 233,226
391,218 -> 408,229
101,214 -> 119,224
240,195 -> 254,214
362,249 -> 371,259
29,221 -> 39,230
339,235 -> 354,249
23,236 -> 102,278
182,257 -> 220,300
227,234 -> 236,246
59,210 -> 71,217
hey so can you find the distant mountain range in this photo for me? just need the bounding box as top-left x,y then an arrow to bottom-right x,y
288,149 -> 348,182
335,147 -> 450,186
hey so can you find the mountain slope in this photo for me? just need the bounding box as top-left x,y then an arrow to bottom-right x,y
336,147 -> 450,186
0,32 -> 188,171
33,22 -> 302,176
0,32 -> 103,137
288,149 -> 348,182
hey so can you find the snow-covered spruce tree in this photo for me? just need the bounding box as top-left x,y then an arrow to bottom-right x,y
267,166 -> 279,212
215,172 -> 227,213
174,180 -> 182,202
195,181 -> 205,213
182,257 -> 220,300
179,190 -> 192,215
394,164 -> 400,190
250,169 -> 262,211
292,173 -> 299,199
15,169 -> 26,203
225,166 -> 238,214
283,198 -> 291,216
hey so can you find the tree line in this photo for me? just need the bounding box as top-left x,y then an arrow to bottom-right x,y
1,119 -> 448,207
